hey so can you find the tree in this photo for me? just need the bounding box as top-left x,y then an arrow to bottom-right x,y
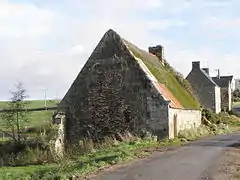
0,82 -> 30,143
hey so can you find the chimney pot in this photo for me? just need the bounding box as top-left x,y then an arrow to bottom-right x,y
192,61 -> 200,69
148,45 -> 164,65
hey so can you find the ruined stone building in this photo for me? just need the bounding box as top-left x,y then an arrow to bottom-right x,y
235,78 -> 240,90
212,74 -> 233,111
58,29 -> 201,144
186,62 -> 221,113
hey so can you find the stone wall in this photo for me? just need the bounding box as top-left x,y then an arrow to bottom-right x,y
168,108 -> 202,139
60,30 -> 170,144
186,62 -> 221,113
220,86 -> 231,111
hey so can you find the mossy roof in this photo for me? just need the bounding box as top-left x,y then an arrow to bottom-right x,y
123,39 -> 200,109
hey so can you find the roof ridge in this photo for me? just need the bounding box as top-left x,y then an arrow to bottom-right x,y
200,69 -> 219,87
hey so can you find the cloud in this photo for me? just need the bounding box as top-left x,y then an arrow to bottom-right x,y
1,0 -> 240,100
202,17 -> 240,28
69,45 -> 85,54
202,0 -> 234,7
0,2 -> 55,37
0,0 -> 180,100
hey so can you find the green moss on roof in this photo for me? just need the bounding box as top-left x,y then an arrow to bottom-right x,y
124,40 -> 200,109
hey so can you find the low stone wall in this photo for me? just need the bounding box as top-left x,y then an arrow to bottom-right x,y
168,108 -> 201,139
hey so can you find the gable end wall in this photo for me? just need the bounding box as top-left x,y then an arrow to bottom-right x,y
186,69 -> 220,113
62,32 -> 171,143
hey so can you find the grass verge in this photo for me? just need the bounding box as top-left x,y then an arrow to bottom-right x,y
0,137 -> 182,180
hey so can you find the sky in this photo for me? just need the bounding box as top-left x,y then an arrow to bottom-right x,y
0,0 -> 240,100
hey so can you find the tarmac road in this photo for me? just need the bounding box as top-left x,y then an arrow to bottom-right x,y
90,134 -> 240,180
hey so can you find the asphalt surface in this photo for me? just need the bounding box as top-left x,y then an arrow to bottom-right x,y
91,134 -> 240,180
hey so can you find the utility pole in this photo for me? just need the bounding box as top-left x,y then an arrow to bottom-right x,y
41,88 -> 48,109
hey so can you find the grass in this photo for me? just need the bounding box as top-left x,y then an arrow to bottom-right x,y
1,119 -> 239,180
0,100 -> 59,130
232,101 -> 240,107
0,165 -> 58,180
125,42 -> 200,108
0,99 -> 59,109
0,137 -> 182,180
0,110 -> 54,131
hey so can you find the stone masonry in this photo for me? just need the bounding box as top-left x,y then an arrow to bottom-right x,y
148,45 -> 165,66
58,29 -> 202,145
186,62 -> 221,113
59,29 -> 170,143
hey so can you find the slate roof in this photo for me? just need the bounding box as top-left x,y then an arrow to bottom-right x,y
212,76 -> 233,87
200,68 -> 219,86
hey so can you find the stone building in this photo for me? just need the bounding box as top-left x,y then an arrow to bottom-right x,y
235,78 -> 240,90
212,75 -> 233,111
186,62 -> 221,113
58,29 -> 201,144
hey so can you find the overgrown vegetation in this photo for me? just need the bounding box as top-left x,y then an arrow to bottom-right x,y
126,43 -> 200,108
202,108 -> 240,126
0,84 -> 239,179
164,61 -> 199,104
0,135 -> 182,180
232,89 -> 240,102
179,108 -> 240,141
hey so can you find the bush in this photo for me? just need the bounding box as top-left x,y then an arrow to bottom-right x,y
202,108 -> 240,126
202,108 -> 221,124
178,125 -> 213,141
0,138 -> 56,166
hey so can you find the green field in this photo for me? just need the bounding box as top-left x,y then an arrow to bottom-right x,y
0,100 -> 60,129
0,99 -> 59,109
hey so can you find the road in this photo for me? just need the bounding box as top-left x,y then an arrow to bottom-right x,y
90,134 -> 240,180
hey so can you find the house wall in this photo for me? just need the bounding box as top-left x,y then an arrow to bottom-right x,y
215,86 -> 221,113
231,79 -> 235,92
145,96 -> 169,139
60,30 -> 170,143
186,63 -> 220,113
229,85 -> 232,110
168,108 -> 202,139
220,86 -> 231,111
235,79 -> 240,90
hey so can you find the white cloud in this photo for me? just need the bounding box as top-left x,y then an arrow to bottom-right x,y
202,17 -> 240,28
1,0 -> 240,100
167,47 -> 240,79
202,0 -> 233,7
69,45 -> 85,54
0,2 -> 55,37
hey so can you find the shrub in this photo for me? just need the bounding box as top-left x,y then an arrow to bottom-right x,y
178,125 -> 213,141
0,138 -> 56,166
202,108 -> 220,124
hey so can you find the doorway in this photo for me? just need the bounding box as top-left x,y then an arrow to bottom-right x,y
173,114 -> 178,137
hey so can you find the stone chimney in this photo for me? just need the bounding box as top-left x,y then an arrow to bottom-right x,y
148,45 -> 165,66
192,61 -> 200,69
202,68 -> 209,75
217,69 -> 220,79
